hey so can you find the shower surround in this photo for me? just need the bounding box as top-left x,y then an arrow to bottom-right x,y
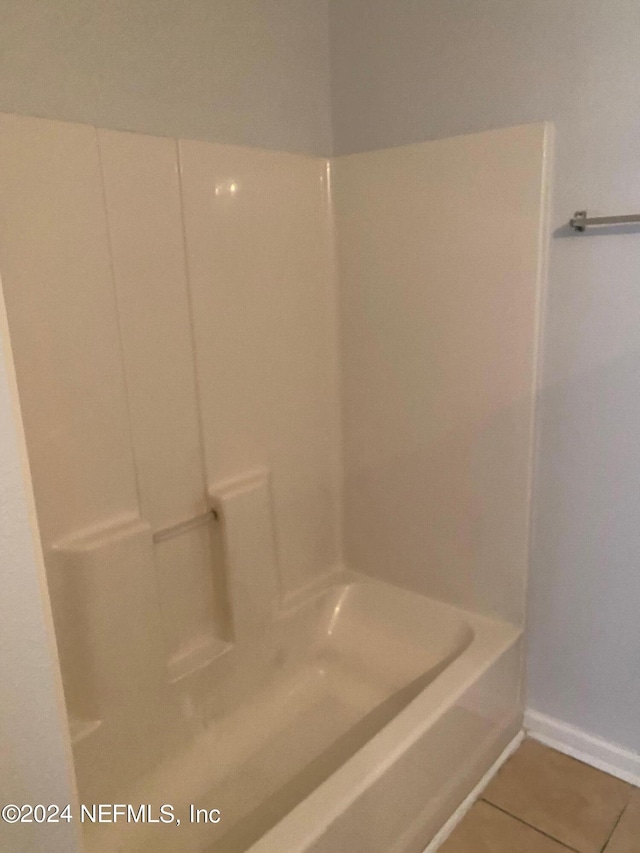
0,114 -> 550,852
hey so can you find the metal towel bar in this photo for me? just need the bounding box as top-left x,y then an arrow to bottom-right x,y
570,210 -> 640,232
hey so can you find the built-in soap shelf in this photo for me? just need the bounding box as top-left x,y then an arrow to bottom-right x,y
49,516 -> 165,730
49,468 -> 282,733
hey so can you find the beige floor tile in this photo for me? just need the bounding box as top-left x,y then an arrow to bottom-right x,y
439,801 -> 572,853
483,740 -> 633,853
605,789 -> 640,853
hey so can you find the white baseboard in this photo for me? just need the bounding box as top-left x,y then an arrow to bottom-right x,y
422,730 -> 525,852
525,709 -> 640,787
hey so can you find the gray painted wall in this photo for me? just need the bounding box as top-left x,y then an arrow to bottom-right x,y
0,0 -> 332,155
330,0 -> 640,753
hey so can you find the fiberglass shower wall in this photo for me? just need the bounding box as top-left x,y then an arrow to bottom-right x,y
0,112 -> 343,802
0,113 -> 549,821
334,123 -> 550,626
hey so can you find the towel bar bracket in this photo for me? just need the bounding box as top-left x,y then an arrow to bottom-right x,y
570,210 -> 640,232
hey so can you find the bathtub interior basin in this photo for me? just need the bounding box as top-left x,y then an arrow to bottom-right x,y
83,573 -> 488,853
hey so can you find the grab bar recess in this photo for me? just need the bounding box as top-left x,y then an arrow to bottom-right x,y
152,508 -> 219,544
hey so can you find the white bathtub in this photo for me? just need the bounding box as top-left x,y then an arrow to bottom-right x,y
242,576 -> 522,853
84,572 -> 521,853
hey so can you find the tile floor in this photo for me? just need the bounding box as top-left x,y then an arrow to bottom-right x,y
440,739 -> 640,853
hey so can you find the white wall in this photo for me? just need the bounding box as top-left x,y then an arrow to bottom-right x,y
0,0 -> 332,155
0,294 -> 81,853
330,0 -> 640,754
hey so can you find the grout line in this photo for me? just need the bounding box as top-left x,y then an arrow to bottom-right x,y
599,801 -> 628,853
479,799 -> 582,852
